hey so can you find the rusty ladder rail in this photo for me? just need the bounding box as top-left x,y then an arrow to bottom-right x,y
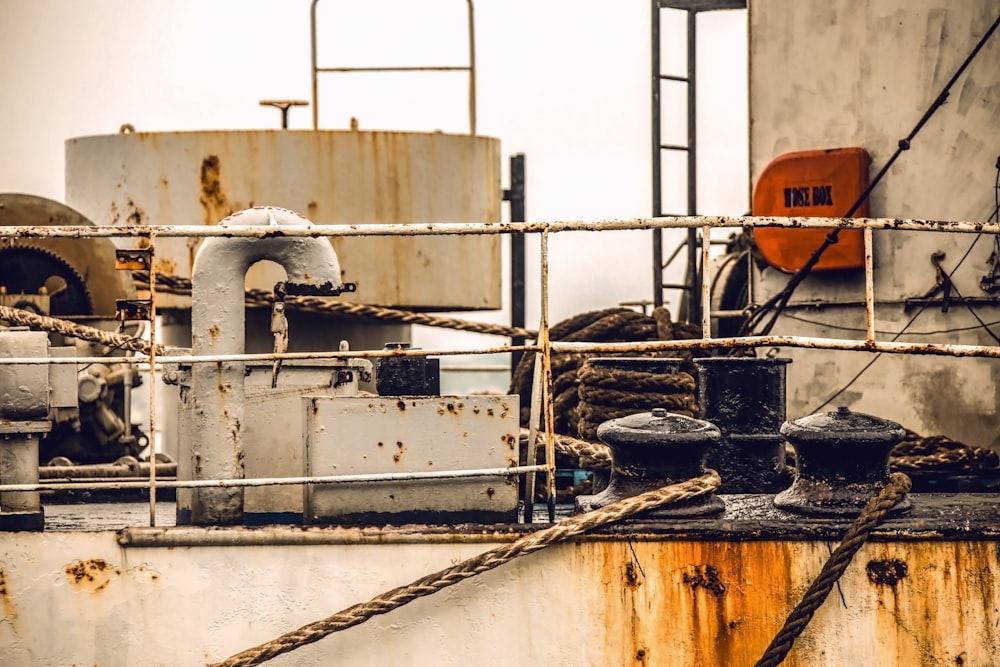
310,0 -> 477,134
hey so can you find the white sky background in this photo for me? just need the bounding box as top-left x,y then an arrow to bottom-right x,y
0,0 -> 748,374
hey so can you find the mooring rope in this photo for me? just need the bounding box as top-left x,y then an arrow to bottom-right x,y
754,472 -> 912,667
520,428 -> 612,469
133,271 -> 537,340
0,304 -> 163,355
891,430 -> 999,474
208,470 -> 722,667
575,361 -> 699,439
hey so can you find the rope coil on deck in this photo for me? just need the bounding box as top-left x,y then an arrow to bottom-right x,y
508,306 -> 704,437
208,470 -> 722,667
754,472 -> 912,667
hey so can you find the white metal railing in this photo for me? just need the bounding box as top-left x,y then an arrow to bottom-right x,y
1,214 -> 998,526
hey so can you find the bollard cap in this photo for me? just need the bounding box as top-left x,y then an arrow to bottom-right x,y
781,406 -> 905,446
597,409 -> 721,447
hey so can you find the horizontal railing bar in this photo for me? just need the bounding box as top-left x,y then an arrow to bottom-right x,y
1,465 -> 546,493
1,215 -> 996,239
316,65 -> 470,72
549,336 -> 1000,358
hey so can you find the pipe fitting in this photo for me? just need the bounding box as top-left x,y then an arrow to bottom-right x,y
186,207 -> 346,526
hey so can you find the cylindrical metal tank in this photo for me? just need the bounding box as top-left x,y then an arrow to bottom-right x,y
64,129 -> 502,313
65,129 -> 501,461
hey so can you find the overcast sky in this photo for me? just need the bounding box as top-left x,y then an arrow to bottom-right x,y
0,0 -> 748,356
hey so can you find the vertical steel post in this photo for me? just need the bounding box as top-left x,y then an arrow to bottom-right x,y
651,0 -> 664,307
504,153 -> 527,373
685,9 -> 701,320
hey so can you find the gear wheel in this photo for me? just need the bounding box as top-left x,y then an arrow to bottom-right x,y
0,244 -> 94,316
0,193 -> 136,317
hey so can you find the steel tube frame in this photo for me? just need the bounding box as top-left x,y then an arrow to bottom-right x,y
5,212 -> 999,523
310,0 -> 476,133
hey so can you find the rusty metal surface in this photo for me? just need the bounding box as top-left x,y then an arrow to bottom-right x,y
51,492 -> 993,542
63,130 -> 502,310
2,519 -> 996,666
304,395 -> 520,524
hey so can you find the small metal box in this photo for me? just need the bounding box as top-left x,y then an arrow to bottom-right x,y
304,395 -> 520,524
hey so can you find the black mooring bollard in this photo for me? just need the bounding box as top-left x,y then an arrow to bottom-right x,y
774,406 -> 911,517
574,407 -> 725,518
696,357 -> 791,493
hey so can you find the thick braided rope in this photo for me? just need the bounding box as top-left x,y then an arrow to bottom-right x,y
520,428 -> 612,469
210,470 -> 721,667
0,304 -> 163,355
754,472 -> 912,667
135,272 -> 537,339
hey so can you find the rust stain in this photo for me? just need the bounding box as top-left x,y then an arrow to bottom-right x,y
125,197 -> 146,226
396,400 -> 406,411
624,560 -> 642,590
154,257 -> 178,275
867,559 -> 908,586
65,558 -> 121,593
0,567 -> 14,619
199,154 -> 232,226
683,564 -> 726,596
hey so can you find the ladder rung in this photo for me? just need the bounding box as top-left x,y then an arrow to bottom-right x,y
660,74 -> 689,83
660,144 -> 690,152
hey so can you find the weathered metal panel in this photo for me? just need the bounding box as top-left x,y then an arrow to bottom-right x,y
0,331 -> 48,420
747,0 -> 1000,448
304,395 -> 519,523
0,525 -> 997,666
64,130 -> 502,310
242,361 -> 370,519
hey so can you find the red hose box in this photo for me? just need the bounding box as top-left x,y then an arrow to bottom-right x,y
752,147 -> 870,273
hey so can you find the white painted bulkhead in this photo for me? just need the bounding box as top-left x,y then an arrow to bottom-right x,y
748,0 -> 1000,449
0,524 -> 996,666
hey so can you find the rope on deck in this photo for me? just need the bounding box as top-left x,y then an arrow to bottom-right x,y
208,470 -> 722,667
754,472 -> 912,667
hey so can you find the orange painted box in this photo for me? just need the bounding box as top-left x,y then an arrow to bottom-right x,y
751,147 -> 870,273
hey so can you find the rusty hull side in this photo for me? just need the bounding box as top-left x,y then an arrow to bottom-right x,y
1,498 -> 998,666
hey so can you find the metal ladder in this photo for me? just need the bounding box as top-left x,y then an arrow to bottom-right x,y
309,0 -> 477,133
651,0 -> 745,316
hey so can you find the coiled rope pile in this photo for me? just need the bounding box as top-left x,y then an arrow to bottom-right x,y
508,306 -> 704,438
